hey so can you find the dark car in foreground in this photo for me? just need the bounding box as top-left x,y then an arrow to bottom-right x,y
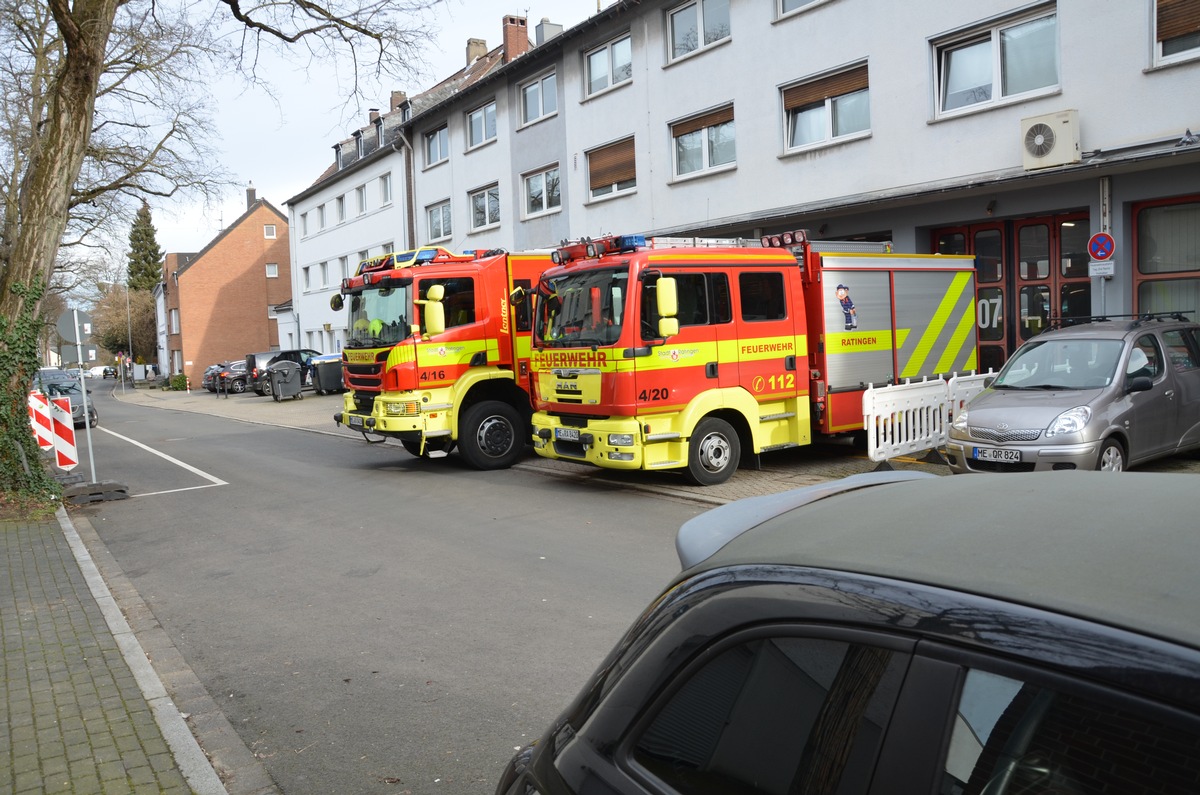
41,379 -> 97,428
497,471 -> 1200,795
946,313 -> 1200,472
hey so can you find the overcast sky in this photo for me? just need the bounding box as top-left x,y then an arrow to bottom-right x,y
152,0 -> 605,253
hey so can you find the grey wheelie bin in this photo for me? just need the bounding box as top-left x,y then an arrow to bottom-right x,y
311,354 -> 344,395
268,360 -> 303,401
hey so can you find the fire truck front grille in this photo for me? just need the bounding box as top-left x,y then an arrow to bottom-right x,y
553,441 -> 587,459
969,426 -> 1041,443
345,362 -> 383,390
352,391 -> 377,414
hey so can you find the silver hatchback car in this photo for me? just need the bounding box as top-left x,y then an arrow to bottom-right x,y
945,314 -> 1200,472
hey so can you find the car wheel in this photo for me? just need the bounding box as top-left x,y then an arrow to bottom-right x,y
230,378 -> 246,394
685,417 -> 741,486
262,380 -> 273,397
1096,438 -> 1125,472
459,400 -> 524,470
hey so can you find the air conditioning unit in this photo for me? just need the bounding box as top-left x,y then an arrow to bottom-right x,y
1021,110 -> 1081,170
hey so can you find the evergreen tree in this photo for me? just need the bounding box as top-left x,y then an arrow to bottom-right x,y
126,201 -> 164,291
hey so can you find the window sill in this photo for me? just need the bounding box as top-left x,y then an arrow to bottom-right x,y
517,111 -> 559,131
931,86 -> 1060,123
773,0 -> 839,23
1145,51 -> 1200,73
428,234 -> 452,244
581,79 -> 632,104
468,223 -> 501,234
668,162 -> 736,186
664,35 -> 732,69
585,187 -> 637,206
781,130 -> 871,158
523,206 -> 563,222
423,158 -> 449,173
465,137 -> 499,154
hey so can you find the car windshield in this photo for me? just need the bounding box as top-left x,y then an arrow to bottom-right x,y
43,380 -> 83,397
346,283 -> 414,348
535,267 -> 629,347
993,338 -> 1125,390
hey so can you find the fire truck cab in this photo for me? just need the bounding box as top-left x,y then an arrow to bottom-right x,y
332,246 -> 551,469
528,233 -> 977,485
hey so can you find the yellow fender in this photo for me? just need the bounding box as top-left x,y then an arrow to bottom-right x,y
665,387 -> 768,451
446,367 -> 518,439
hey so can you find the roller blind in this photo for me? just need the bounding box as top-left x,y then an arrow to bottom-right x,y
588,138 -> 636,188
783,65 -> 869,111
671,105 -> 735,138
1158,0 -> 1200,41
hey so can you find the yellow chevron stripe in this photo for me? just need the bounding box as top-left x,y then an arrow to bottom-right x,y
900,272 -> 972,378
934,296 -> 979,374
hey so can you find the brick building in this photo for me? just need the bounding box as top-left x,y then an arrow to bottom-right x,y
161,186 -> 292,383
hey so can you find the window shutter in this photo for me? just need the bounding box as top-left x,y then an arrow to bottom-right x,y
588,138 -> 637,187
671,105 -> 735,138
783,65 -> 870,111
1158,0 -> 1200,41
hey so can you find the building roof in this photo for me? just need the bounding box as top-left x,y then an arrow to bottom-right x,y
177,199 -> 287,278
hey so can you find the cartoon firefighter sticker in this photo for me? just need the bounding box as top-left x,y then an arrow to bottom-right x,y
836,283 -> 858,331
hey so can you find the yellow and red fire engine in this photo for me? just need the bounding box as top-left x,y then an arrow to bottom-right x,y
332,245 -> 552,469
528,232 -> 978,484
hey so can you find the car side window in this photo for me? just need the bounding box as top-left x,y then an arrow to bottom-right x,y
631,637 -> 906,795
1162,329 -> 1199,372
1127,335 -> 1162,380
943,668 -> 1200,795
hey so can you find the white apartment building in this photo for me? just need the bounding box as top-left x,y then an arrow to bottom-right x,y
285,94 -> 411,354
399,0 -> 1200,371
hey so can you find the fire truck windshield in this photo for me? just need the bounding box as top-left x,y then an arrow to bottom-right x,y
536,268 -> 628,347
346,285 -> 412,348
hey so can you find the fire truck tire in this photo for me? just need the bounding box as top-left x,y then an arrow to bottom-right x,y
401,438 -> 455,458
459,401 -> 524,470
685,417 -> 741,486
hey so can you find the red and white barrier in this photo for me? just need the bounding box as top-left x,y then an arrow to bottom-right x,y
28,391 -> 54,450
28,390 -> 79,471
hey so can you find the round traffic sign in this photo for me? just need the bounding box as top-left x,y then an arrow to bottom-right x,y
1088,232 -> 1115,261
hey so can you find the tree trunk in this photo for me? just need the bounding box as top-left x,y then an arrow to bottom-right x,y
0,0 -> 122,495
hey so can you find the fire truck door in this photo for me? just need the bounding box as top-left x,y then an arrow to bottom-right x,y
732,270 -> 804,427
636,272 -> 721,411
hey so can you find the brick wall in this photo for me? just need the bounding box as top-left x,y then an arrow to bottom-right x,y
176,202 -> 291,383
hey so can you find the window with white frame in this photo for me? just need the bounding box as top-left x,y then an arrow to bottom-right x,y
780,0 -> 820,14
587,34 -> 632,95
356,185 -> 366,215
467,101 -> 497,148
375,120 -> 384,147
266,263 -> 278,278
264,224 -> 276,239
319,261 -> 328,286
784,64 -> 870,150
354,131 -> 364,158
382,241 -> 393,254
336,195 -> 346,222
1156,0 -> 1200,64
169,308 -> 179,334
317,204 -> 326,229
428,200 -> 452,240
300,213 -> 308,236
380,173 -> 392,205
426,126 -> 449,165
936,8 -> 1058,114
520,72 -> 557,125
302,266 -> 311,290
587,138 -> 637,199
672,106 -> 736,177
523,166 -> 561,217
469,185 -> 500,230
339,256 -> 348,280
669,0 -> 730,61
358,250 -> 369,270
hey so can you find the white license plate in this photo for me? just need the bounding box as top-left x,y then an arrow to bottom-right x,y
555,427 -> 580,442
973,446 -> 1021,462
348,415 -> 363,428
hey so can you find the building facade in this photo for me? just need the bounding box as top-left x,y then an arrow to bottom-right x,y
168,188 -> 292,383
396,0 -> 1200,371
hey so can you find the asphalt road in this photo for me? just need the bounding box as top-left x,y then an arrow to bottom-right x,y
70,389 -> 704,794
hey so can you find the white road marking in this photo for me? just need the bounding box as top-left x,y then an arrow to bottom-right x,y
96,426 -> 228,496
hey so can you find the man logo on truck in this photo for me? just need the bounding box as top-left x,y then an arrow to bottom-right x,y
836,284 -> 858,331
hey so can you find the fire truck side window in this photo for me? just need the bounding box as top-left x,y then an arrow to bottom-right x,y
739,272 -> 786,321
642,274 -> 729,340
513,279 -> 532,332
421,278 -> 476,330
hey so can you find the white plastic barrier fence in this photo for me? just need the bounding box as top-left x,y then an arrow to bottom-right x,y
863,371 -> 992,463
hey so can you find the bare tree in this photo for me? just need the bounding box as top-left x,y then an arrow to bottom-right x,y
0,0 -> 439,496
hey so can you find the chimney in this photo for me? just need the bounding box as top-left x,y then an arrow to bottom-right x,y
502,15 -> 529,63
368,107 -> 380,123
246,181 -> 256,209
535,18 -> 563,46
390,90 -> 407,111
466,37 -> 487,65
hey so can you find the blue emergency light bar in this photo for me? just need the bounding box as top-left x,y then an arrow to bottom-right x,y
551,234 -> 648,264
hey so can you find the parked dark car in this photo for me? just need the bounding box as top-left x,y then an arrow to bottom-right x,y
200,363 -> 224,392
946,313 -> 1200,472
245,349 -> 321,396
497,471 -> 1200,795
42,379 -> 97,428
102,366 -> 117,379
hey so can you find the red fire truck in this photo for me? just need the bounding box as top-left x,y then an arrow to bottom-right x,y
527,232 -> 978,484
331,246 -> 552,469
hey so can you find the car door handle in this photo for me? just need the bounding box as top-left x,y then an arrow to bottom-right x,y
1165,389 -> 1175,398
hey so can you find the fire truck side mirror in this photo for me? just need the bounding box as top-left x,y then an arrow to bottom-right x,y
655,276 -> 678,318
658,317 -> 679,338
330,294 -> 344,312
509,286 -> 527,306
417,283 -> 446,336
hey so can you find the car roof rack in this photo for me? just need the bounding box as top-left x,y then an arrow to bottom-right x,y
1048,311 -> 1193,330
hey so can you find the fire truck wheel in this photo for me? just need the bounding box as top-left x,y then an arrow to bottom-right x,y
459,400 -> 524,470
685,417 -> 741,486
401,438 -> 455,458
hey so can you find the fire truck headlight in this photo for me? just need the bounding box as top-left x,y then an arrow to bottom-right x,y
607,433 -> 634,447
